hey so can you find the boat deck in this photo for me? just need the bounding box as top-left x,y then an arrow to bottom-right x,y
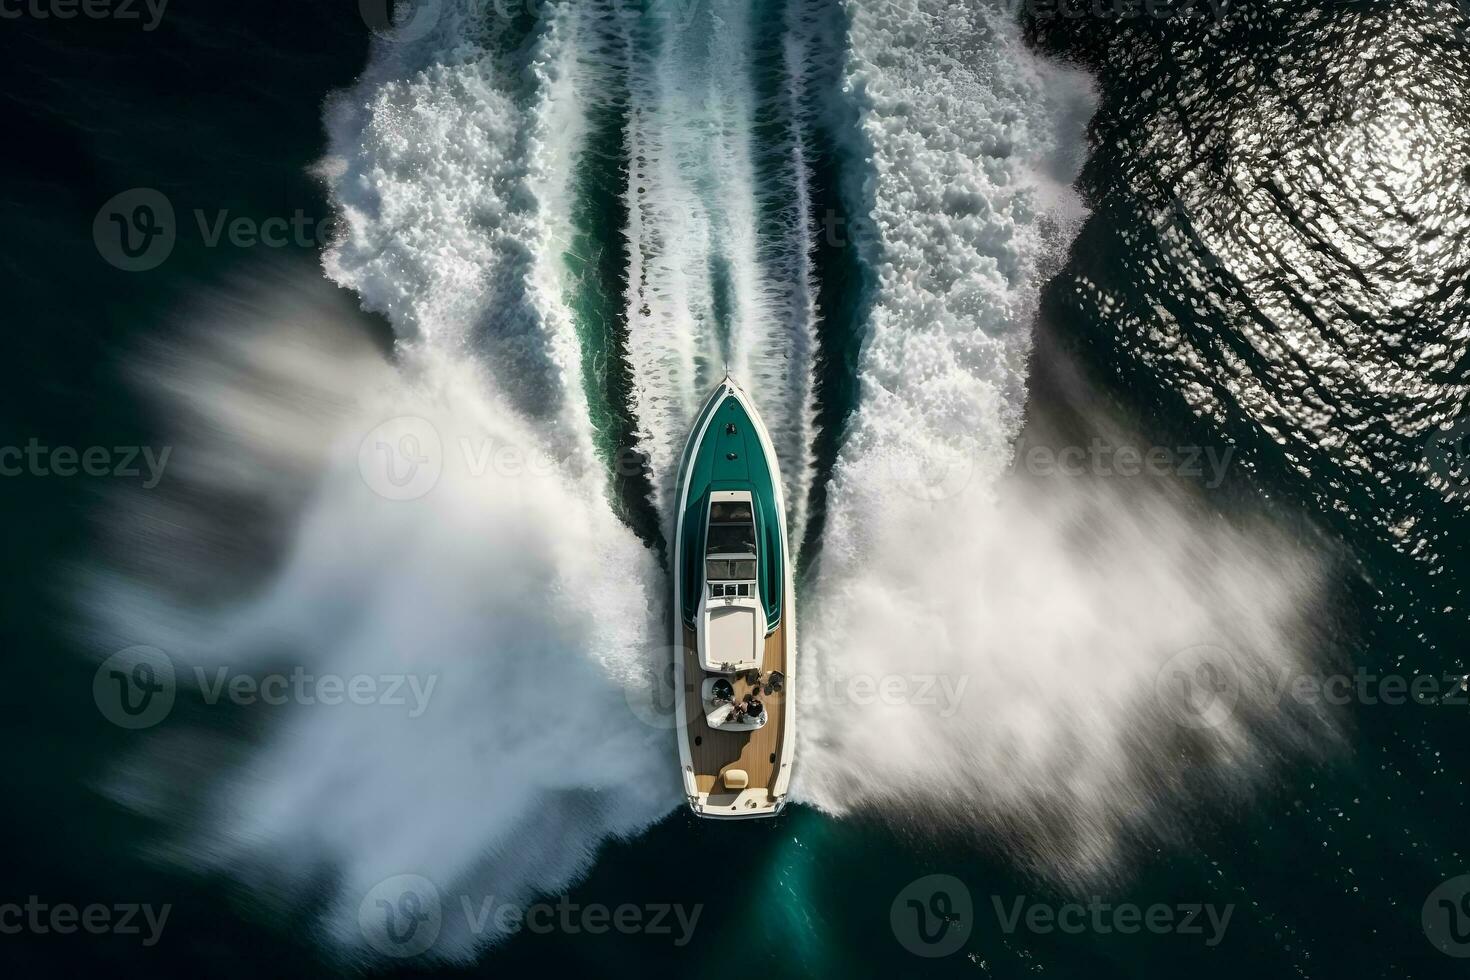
681,618 -> 788,811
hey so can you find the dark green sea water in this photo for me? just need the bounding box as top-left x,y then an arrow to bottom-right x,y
3,1 -> 1469,977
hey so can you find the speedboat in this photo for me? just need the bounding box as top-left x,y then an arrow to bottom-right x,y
672,377 -> 795,818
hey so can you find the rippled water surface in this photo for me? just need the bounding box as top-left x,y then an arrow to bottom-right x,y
4,1 -> 1470,977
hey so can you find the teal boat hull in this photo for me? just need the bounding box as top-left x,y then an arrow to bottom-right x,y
671,378 -> 796,818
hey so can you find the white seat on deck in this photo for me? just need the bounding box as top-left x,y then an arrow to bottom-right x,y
705,702 -> 767,731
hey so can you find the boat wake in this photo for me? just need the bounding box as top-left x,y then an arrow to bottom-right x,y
79,0 -> 1343,964
800,389 -> 1341,878
620,0 -> 828,544
792,0 -> 1341,878
80,265 -> 675,965
83,1 -> 678,963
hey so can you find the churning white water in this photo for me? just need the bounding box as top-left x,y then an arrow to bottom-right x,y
86,0 -> 679,964
82,266 -> 676,965
79,0 -> 1340,965
794,0 -> 1338,876
798,443 -> 1339,876
621,0 -> 822,539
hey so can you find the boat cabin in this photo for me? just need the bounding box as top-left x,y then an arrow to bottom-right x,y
697,490 -> 763,672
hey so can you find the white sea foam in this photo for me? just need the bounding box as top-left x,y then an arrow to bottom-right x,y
320,0 -> 593,450
798,0 -> 1337,879
84,267 -> 676,965
799,457 -> 1339,877
84,0 -> 677,963
622,0 -> 821,532
80,0 -> 1339,959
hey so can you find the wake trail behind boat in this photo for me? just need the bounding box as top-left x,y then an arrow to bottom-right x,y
73,0 -> 1349,961
83,0 -> 678,963
621,0 -> 823,537
796,0 -> 1341,880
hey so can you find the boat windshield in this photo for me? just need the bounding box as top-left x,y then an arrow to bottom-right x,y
707,557 -> 757,581
706,521 -> 755,555
710,500 -> 752,523
706,498 -> 756,581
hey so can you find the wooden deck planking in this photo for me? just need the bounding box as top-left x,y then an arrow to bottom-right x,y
682,621 -> 787,805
